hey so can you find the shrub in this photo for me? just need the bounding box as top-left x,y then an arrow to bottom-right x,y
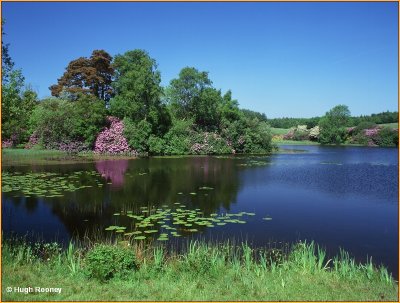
85,245 -> 137,282
354,121 -> 377,135
374,127 -> 398,147
29,98 -> 76,148
24,131 -> 39,149
351,133 -> 370,145
2,138 -> 14,148
56,140 -> 89,154
190,132 -> 233,155
163,119 -> 194,155
318,105 -> 351,144
308,125 -> 320,141
29,96 -> 106,150
123,118 -> 152,154
148,135 -> 165,155
241,120 -> 273,153
94,117 -> 133,155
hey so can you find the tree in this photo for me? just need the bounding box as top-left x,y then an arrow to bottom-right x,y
50,50 -> 114,105
2,19 -> 14,85
110,49 -> 170,137
29,94 -> 106,149
1,20 -> 38,144
167,67 -> 222,130
318,104 -> 351,144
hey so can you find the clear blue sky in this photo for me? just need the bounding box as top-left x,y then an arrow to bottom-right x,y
2,2 -> 398,118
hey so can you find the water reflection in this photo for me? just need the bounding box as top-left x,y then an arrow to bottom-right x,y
95,159 -> 129,188
2,148 -> 398,276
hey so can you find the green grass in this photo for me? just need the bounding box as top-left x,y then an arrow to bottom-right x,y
378,122 -> 398,129
271,127 -> 290,135
2,148 -> 137,166
273,139 -> 320,145
2,239 -> 397,301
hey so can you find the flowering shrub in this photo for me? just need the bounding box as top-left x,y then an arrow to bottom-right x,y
308,126 -> 320,141
190,132 -> 234,155
364,128 -> 379,137
25,132 -> 40,149
58,140 -> 89,154
283,125 -> 309,141
2,133 -> 18,148
94,116 -> 134,155
2,139 -> 13,148
282,128 -> 295,140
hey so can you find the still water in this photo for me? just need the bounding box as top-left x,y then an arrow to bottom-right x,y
2,145 -> 398,275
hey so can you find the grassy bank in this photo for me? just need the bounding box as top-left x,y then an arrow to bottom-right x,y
2,148 -> 137,166
2,239 -> 397,301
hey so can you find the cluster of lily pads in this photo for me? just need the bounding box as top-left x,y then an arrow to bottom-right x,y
237,160 -> 269,167
106,202 -> 266,241
1,171 -> 103,197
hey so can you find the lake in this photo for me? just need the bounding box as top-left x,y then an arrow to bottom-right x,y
2,145 -> 398,276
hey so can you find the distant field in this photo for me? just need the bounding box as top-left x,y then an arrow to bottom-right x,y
378,122 -> 398,129
270,127 -> 290,135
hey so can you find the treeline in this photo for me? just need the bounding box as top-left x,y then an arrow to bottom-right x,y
2,45 -> 273,155
279,105 -> 398,147
268,111 -> 398,129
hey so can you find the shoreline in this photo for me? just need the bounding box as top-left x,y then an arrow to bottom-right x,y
2,238 -> 398,301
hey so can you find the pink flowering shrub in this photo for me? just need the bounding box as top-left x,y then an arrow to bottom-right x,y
2,133 -> 18,148
2,139 -> 13,148
25,132 -> 40,149
58,141 -> 89,153
190,132 -> 233,155
94,116 -> 135,155
364,128 -> 379,137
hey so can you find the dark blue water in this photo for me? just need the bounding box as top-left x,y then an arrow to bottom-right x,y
2,145 -> 398,276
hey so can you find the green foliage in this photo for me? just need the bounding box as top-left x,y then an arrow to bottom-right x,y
110,49 -> 171,138
2,19 -> 15,86
85,244 -> 137,282
190,132 -> 233,155
70,95 -> 107,147
148,135 -> 165,155
318,105 -> 351,144
350,111 -> 398,125
2,67 -> 38,144
29,95 -> 106,148
354,121 -> 377,135
29,98 -> 75,146
123,118 -> 152,153
219,90 -> 241,123
167,67 -> 212,121
268,116 -> 320,129
111,51 -> 161,119
375,127 -> 398,147
3,239 -> 397,301
352,133 -> 370,145
163,118 -> 194,155
241,108 -> 267,122
241,120 -> 273,153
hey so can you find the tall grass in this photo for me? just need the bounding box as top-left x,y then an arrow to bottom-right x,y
2,238 -> 397,301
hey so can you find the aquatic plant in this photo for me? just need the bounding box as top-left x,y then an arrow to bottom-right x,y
105,204 -> 264,241
2,170 -> 103,197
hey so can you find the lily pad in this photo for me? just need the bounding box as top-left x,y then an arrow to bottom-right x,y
144,230 -> 158,233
